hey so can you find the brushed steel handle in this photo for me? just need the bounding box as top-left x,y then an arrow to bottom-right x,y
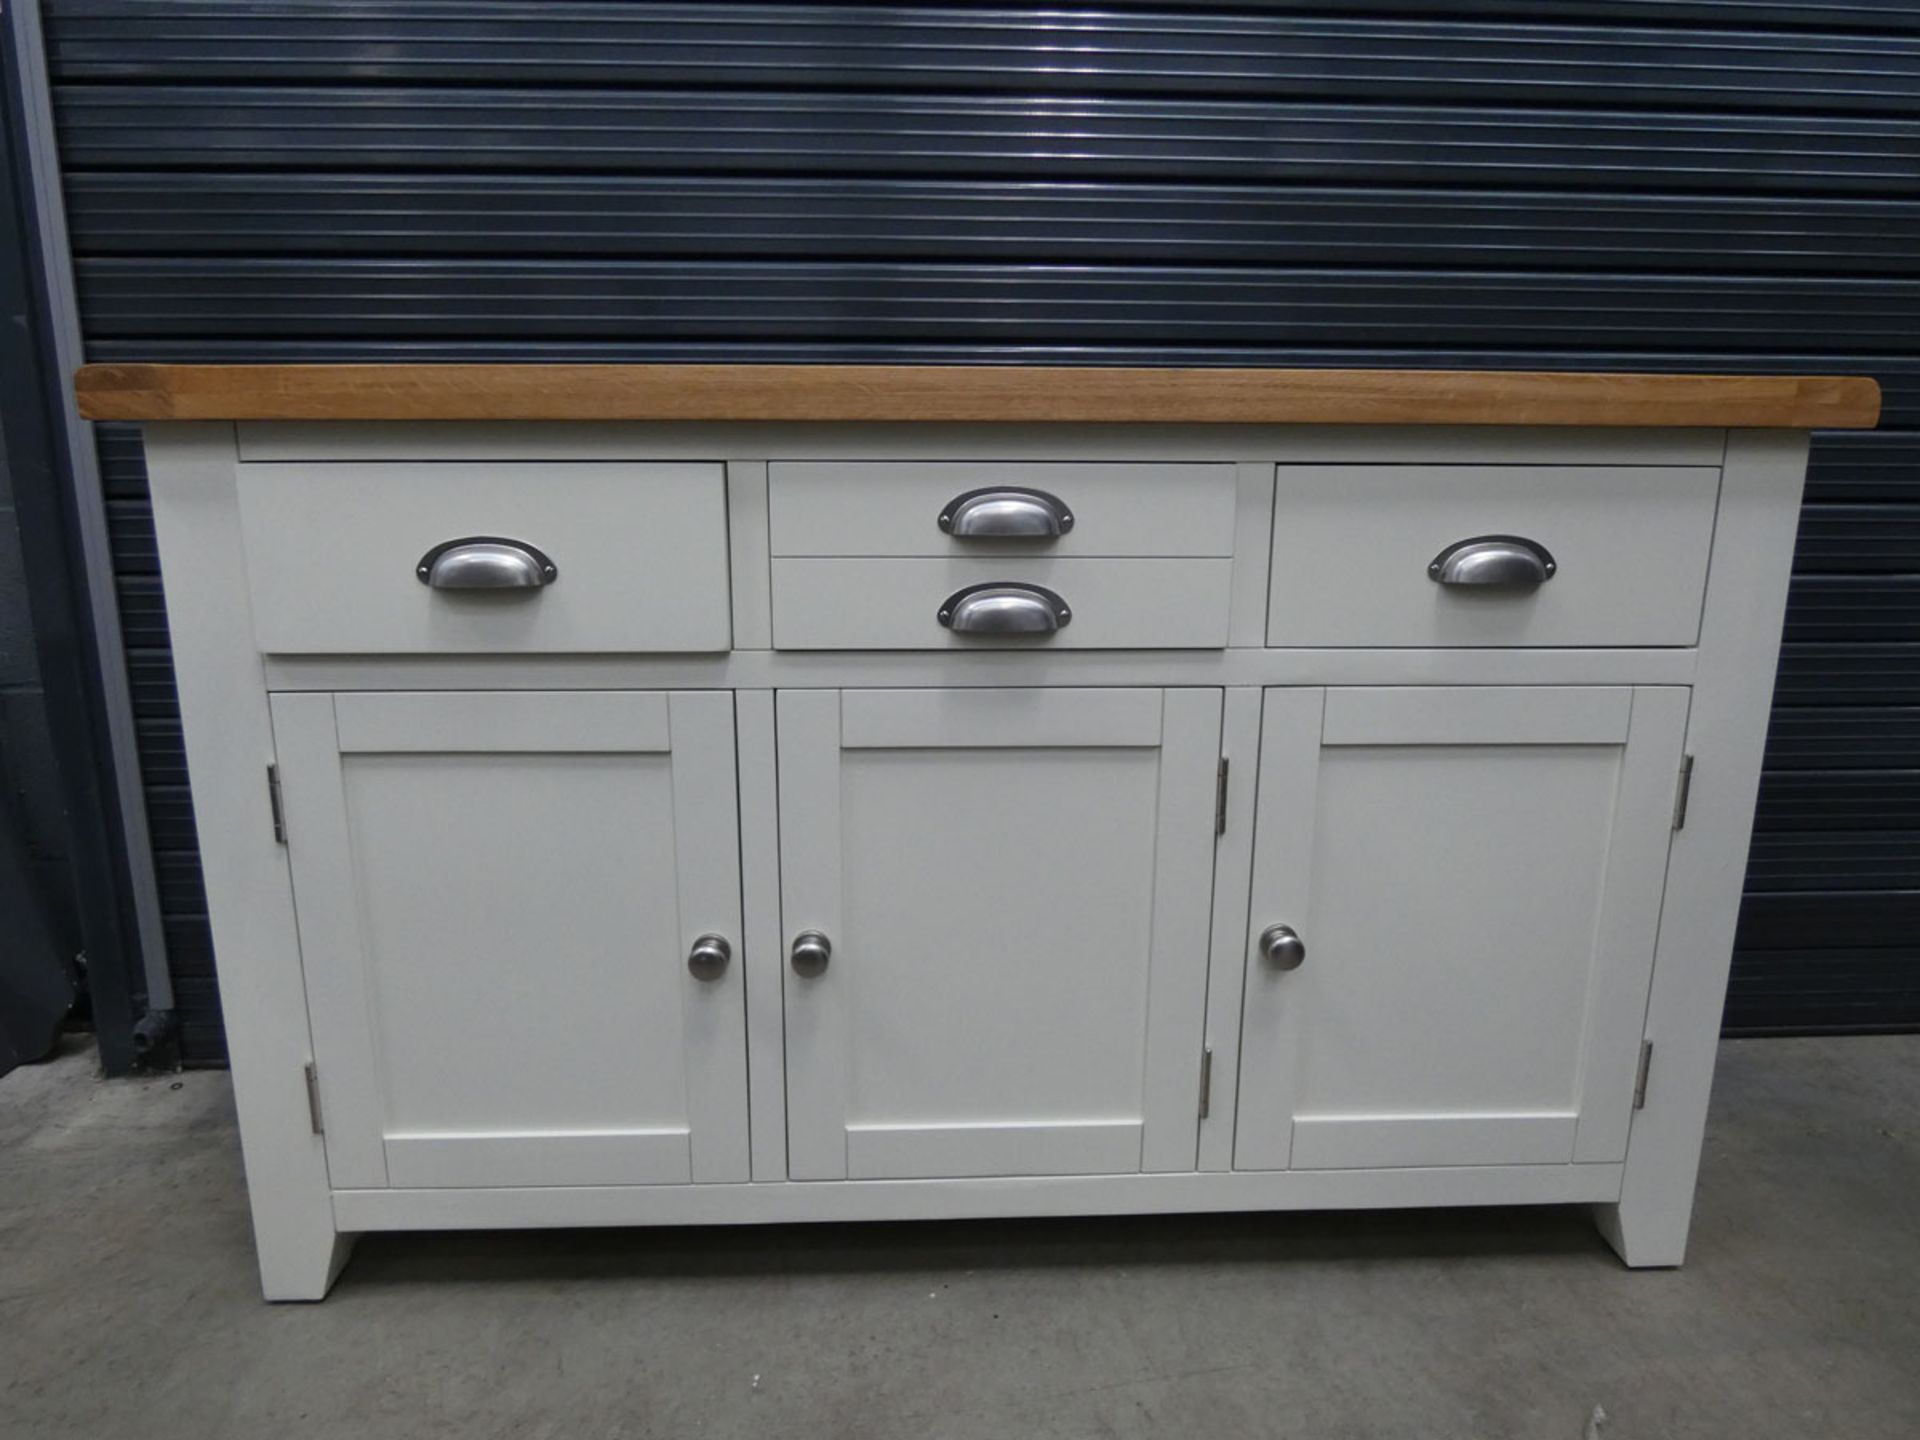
938,487 -> 1074,540
790,930 -> 832,979
1428,535 -> 1556,588
687,933 -> 731,982
937,582 -> 1072,635
1260,924 -> 1306,971
417,537 -> 557,590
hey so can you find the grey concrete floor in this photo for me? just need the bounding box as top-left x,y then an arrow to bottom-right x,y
2,1036 -> 1917,1440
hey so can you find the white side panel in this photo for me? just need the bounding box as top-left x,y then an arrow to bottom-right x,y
141,426 -> 353,1300
768,460 -> 1236,556
1268,465 -> 1720,647
1598,430 -> 1811,1266
237,461 -> 731,653
771,557 -> 1233,650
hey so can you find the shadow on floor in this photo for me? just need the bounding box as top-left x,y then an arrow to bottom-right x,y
342,1202 -> 1612,1292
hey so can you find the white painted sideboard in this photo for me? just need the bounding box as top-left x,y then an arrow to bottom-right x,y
80,364 -> 1880,1299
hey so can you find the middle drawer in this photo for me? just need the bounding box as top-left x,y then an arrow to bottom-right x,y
768,461 -> 1237,558
767,460 -> 1236,650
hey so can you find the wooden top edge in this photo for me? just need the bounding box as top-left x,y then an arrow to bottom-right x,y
73,363 -> 1882,429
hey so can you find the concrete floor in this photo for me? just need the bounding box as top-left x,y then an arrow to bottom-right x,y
2,1037 -> 1916,1440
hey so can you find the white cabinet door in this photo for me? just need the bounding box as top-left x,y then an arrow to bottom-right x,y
778,687 -> 1222,1180
1235,686 -> 1687,1172
272,690 -> 748,1190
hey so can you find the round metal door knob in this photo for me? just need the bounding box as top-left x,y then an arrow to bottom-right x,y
687,933 -> 732,982
1260,924 -> 1306,971
790,929 -> 832,978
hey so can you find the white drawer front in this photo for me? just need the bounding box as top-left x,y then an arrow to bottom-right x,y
770,558 -> 1232,649
237,461 -> 730,653
1267,465 -> 1720,648
768,461 -> 1236,557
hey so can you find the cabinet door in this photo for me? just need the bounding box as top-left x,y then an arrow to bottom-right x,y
778,688 -> 1222,1180
1235,686 -> 1687,1172
272,690 -> 748,1190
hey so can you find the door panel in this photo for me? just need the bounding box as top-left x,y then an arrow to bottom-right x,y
1236,686 -> 1687,1172
273,690 -> 748,1190
778,687 -> 1221,1181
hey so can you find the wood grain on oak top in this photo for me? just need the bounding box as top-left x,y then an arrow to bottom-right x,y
73,363 -> 1881,428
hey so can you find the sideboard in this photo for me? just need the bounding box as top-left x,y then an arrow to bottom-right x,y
76,363 -> 1881,1300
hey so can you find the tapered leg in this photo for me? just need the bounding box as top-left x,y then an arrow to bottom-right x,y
1593,1198 -> 1686,1269
258,1226 -> 357,1302
1593,433 -> 1813,1273
148,429 -> 357,1306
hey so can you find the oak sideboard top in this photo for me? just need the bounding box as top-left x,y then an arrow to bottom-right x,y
74,363 -> 1881,429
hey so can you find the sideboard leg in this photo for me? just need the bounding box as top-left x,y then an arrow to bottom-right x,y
147,427 -> 358,1305
1593,430 -> 1812,1276
259,1227 -> 357,1302
1592,1196 -> 1685,1269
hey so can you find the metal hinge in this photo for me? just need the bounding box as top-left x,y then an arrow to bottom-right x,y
267,763 -> 288,844
1214,756 -> 1230,835
1672,754 -> 1695,830
1198,1045 -> 1214,1120
303,1061 -> 325,1134
1633,1040 -> 1653,1111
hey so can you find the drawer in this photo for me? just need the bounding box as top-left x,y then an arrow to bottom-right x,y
771,558 -> 1232,650
236,462 -> 730,653
768,461 -> 1236,557
1266,465 -> 1720,648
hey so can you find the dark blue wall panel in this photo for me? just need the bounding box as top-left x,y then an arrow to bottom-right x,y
47,1 -> 1920,1059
